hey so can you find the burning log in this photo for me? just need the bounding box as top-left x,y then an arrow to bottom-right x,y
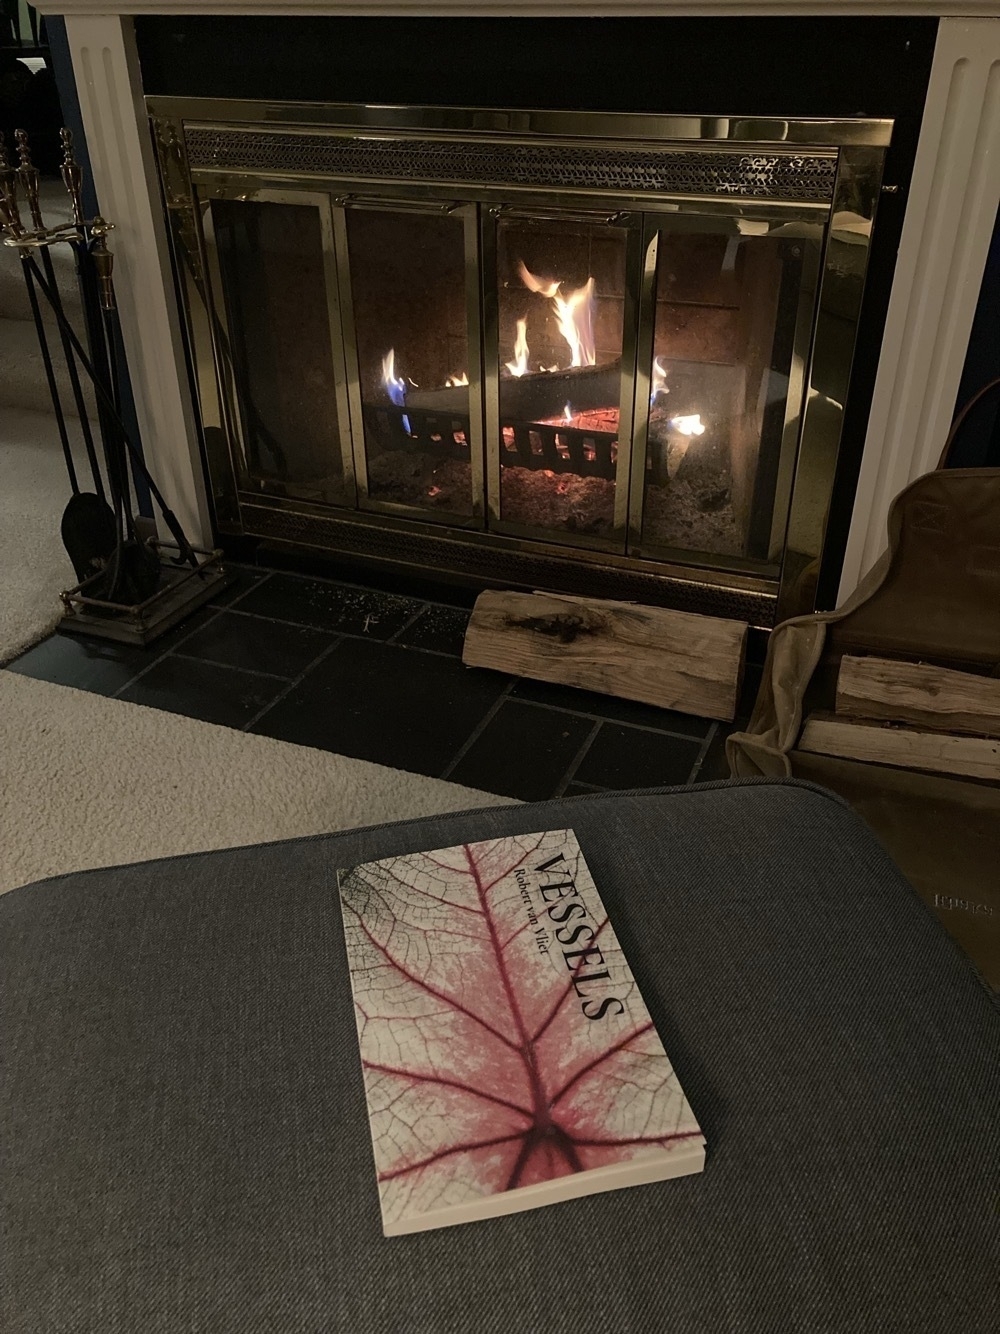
406,357 -> 622,420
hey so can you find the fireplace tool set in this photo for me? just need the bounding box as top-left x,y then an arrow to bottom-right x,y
0,127 -> 228,645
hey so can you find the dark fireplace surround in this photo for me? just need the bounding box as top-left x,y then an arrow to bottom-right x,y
139,17 -> 936,627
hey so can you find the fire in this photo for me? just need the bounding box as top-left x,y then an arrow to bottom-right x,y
382,348 -> 411,432
446,372 -> 469,387
505,317 -> 530,377
671,414 -> 706,436
563,403 -> 572,422
516,261 -> 597,370
650,356 -> 669,405
552,277 -> 595,368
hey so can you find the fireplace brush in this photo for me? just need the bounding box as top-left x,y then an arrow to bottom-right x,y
0,127 -> 199,607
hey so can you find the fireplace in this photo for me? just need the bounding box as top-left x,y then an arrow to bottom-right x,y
150,100 -> 889,623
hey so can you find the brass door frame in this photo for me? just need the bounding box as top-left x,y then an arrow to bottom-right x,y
627,206 -> 827,582
481,203 -> 643,557
197,183 -> 358,514
333,197 -> 484,530
151,100 -> 890,619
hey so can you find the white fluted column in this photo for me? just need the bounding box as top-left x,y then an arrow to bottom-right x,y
62,14 -> 212,546
838,17 -> 1000,599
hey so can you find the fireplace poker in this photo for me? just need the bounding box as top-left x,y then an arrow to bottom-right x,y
24,253 -> 200,573
0,133 -> 79,495
59,129 -> 134,527
14,130 -> 107,502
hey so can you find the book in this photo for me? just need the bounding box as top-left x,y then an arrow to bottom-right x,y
337,829 -> 705,1236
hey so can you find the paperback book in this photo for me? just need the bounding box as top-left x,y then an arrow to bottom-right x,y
337,829 -> 704,1236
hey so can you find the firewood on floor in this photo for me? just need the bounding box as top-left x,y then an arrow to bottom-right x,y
462,590 -> 747,721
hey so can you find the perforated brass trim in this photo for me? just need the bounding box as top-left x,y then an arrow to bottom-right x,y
184,128 -> 837,202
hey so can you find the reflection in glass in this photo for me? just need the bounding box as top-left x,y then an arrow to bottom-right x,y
496,218 -> 627,539
642,228 -> 806,564
211,199 -> 348,506
346,209 -> 472,516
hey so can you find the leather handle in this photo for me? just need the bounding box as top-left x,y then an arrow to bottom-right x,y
937,375 -> 1000,470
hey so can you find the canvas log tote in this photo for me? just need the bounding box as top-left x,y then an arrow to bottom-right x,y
728,380 -> 1000,985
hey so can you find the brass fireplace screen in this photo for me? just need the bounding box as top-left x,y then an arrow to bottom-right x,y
149,101 -> 891,620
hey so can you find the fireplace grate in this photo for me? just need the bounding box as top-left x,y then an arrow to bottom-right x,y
185,128 -> 837,203
363,405 -> 470,461
364,404 -> 619,481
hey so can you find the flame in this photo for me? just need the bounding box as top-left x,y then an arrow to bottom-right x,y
517,260 -> 560,298
505,317 -> 530,377
650,356 -> 669,405
671,414 -> 706,436
382,348 -> 411,432
446,372 -> 469,387
563,403 -> 572,422
553,277 -> 596,368
517,262 -> 597,370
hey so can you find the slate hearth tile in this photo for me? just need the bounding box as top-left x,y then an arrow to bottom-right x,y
209,564 -> 272,608
394,603 -> 471,656
573,722 -> 702,790
510,677 -> 712,738
117,657 -> 286,729
250,638 -> 510,776
5,608 -> 217,697
448,701 -> 594,802
174,610 -> 335,679
233,574 -> 421,638
693,723 -> 740,784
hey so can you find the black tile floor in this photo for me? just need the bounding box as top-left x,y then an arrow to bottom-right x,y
6,564 -> 749,802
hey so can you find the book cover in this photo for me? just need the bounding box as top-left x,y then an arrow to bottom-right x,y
337,829 -> 704,1236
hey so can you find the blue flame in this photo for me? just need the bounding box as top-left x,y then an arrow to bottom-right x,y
382,348 -> 411,434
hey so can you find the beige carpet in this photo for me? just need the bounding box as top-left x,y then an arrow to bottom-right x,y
0,672 -> 515,894
0,408 -> 92,665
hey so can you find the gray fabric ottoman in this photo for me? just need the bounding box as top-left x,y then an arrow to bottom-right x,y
2,780 -> 997,1333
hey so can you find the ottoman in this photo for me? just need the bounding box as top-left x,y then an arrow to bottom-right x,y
2,781 -> 997,1332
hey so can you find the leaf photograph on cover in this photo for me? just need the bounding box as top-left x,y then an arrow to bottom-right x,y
338,830 -> 704,1235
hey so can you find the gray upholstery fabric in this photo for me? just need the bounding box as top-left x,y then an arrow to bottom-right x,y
2,780 -> 997,1333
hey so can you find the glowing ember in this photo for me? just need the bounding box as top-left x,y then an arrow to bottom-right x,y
427,485 -> 443,498
382,348 -> 411,433
671,414 -> 706,436
650,356 -> 669,405
446,372 -> 469,387
517,261 -> 597,370
505,317 -> 530,377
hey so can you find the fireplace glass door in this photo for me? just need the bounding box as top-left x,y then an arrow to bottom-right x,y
340,203 -> 479,521
207,192 -> 352,508
488,211 -> 638,549
632,214 -> 823,572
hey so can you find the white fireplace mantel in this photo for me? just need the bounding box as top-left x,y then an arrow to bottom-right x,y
35,0 -> 1000,607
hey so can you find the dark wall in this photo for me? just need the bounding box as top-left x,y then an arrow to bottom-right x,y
135,16 -> 939,606
135,16 -> 934,120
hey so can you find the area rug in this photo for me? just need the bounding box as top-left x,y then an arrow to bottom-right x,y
0,408 -> 84,666
0,672 -> 515,894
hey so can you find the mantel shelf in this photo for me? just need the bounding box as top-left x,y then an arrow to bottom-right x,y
31,1 -> 1000,18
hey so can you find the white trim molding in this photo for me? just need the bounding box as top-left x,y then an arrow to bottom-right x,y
34,2 -> 1000,17
838,17 -> 1000,598
63,14 -> 213,546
